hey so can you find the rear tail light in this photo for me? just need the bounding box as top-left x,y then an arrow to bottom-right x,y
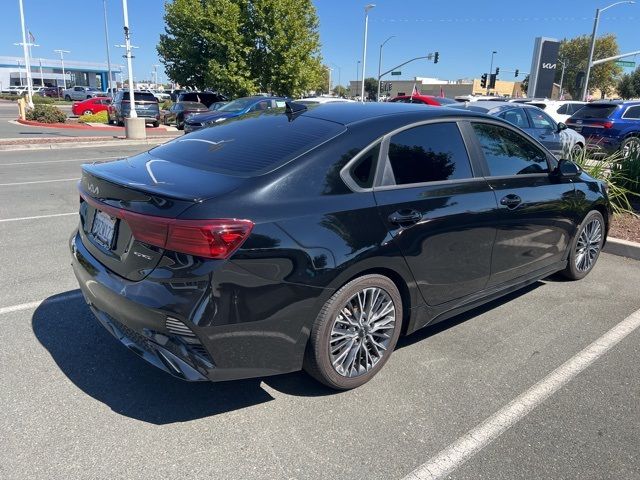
80,192 -> 253,259
592,121 -> 614,128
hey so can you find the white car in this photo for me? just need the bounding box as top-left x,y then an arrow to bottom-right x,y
525,100 -> 586,124
296,96 -> 355,105
143,89 -> 170,102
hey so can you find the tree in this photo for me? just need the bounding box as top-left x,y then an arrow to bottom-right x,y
247,0 -> 325,97
332,85 -> 349,98
157,0 -> 324,98
557,34 -> 622,99
520,74 -> 529,95
617,72 -> 637,99
363,77 -> 377,100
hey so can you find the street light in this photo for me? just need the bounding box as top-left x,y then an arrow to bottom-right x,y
377,35 -> 395,101
558,58 -> 567,99
360,3 -> 375,102
582,1 -> 635,101
356,60 -> 361,96
53,49 -> 70,92
102,0 -> 114,94
17,0 -> 34,107
487,50 -> 497,94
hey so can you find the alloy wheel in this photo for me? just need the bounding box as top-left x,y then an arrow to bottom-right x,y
329,287 -> 396,378
622,138 -> 640,159
575,218 -> 602,272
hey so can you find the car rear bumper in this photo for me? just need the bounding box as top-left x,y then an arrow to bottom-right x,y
70,229 -> 320,382
583,135 -> 622,155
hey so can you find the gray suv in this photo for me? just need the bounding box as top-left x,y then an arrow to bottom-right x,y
108,91 -> 160,127
63,86 -> 105,101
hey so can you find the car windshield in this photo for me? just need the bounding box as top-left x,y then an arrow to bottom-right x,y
217,98 -> 259,113
571,104 -> 618,119
180,102 -> 206,109
87,88 -> 100,92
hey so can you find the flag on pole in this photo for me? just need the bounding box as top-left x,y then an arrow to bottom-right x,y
410,83 -> 419,100
28,30 -> 35,44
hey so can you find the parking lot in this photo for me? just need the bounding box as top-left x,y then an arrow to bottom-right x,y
1,144 -> 640,480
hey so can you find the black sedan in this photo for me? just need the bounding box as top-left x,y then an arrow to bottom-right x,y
71,102 -> 610,390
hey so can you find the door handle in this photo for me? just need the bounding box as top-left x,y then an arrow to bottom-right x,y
388,209 -> 422,225
500,194 -> 522,209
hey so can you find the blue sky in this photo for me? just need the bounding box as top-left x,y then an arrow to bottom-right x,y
2,0 -> 639,86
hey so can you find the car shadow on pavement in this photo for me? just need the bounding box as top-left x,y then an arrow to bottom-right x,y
31,290 -> 332,425
397,281 -> 542,350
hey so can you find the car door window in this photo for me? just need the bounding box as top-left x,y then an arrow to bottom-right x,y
623,106 -> 640,119
472,123 -> 550,176
498,108 -> 529,129
568,104 -> 584,115
556,104 -> 568,114
383,122 -> 473,186
528,109 -> 556,130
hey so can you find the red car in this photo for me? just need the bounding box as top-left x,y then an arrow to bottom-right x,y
389,94 -> 457,106
72,97 -> 112,116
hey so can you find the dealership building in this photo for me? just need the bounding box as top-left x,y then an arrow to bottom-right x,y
0,55 -> 122,91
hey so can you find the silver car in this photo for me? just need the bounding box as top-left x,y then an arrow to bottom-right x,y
450,101 -> 586,158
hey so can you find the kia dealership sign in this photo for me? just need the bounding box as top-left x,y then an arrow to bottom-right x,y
528,37 -> 560,98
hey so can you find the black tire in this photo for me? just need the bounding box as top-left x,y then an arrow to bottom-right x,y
64,95 -> 71,101
621,136 -> 640,159
571,143 -> 584,160
304,274 -> 403,390
177,122 -> 184,130
151,121 -> 159,128
561,210 -> 605,280
117,118 -> 124,127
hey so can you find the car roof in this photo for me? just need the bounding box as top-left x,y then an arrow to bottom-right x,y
448,100 -> 544,113
298,102 -> 489,126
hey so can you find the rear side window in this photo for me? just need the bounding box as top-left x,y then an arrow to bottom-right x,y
623,106 -> 640,119
472,123 -> 549,176
349,144 -> 380,189
383,122 -> 473,186
120,92 -> 157,102
556,104 -> 568,114
498,108 -> 529,129
150,113 -> 346,177
527,109 -> 556,129
567,103 -> 585,114
571,104 -> 618,119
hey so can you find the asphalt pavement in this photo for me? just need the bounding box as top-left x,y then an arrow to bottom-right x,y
1,145 -> 639,480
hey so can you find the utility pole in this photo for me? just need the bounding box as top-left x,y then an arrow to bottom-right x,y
360,4 -> 375,102
487,50 -> 497,95
377,36 -> 395,101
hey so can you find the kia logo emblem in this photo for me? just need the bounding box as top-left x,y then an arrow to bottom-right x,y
87,183 -> 100,196
542,63 -> 557,69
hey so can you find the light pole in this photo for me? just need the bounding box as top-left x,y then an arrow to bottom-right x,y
116,0 -> 145,139
356,60 -> 361,97
487,50 -> 497,94
558,59 -> 567,99
102,0 -> 114,94
53,49 -> 70,92
17,0 -> 34,107
582,1 -> 635,101
327,67 -> 333,94
360,4 -> 375,102
377,35 -> 395,101
153,64 -> 160,88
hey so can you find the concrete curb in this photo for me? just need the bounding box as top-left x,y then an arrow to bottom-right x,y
0,137 -> 175,152
604,237 -> 640,261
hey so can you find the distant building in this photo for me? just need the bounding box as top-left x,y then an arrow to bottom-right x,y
350,77 -> 523,100
0,55 -> 122,91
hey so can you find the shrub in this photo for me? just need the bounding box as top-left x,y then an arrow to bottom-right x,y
619,154 -> 640,195
161,99 -> 173,110
78,110 -> 109,124
31,95 -> 54,104
25,104 -> 66,124
0,94 -> 19,101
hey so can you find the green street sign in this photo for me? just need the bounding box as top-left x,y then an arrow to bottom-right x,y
391,71 -> 401,76
616,60 -> 636,67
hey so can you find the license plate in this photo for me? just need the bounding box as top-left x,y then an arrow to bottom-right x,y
574,126 -> 582,132
91,210 -> 116,248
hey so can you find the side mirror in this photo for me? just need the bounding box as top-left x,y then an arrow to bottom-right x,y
557,122 -> 567,132
555,159 -> 581,179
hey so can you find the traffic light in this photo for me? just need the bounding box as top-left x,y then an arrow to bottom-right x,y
388,82 -> 392,91
514,69 -> 519,78
434,51 -> 439,64
480,73 -> 487,88
489,73 -> 497,89
495,67 -> 500,76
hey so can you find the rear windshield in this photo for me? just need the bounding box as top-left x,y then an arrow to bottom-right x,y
120,92 -> 157,102
571,104 -> 618,119
180,102 -> 207,109
150,111 -> 345,177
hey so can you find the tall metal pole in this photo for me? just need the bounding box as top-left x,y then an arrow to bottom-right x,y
39,58 -> 44,87
121,0 -> 137,118
360,4 -> 375,102
356,60 -> 361,96
18,0 -> 34,107
487,50 -> 497,95
582,1 -> 635,101
582,9 -> 600,101
54,49 -> 70,90
377,35 -> 395,101
103,0 -> 114,94
558,59 -> 566,99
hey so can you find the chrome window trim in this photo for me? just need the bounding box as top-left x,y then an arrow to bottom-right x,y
339,137 -> 385,193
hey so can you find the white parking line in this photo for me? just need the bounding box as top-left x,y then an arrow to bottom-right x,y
403,306 -> 640,480
0,291 -> 83,315
0,212 -> 77,223
0,155 -> 121,166
0,177 -> 79,187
